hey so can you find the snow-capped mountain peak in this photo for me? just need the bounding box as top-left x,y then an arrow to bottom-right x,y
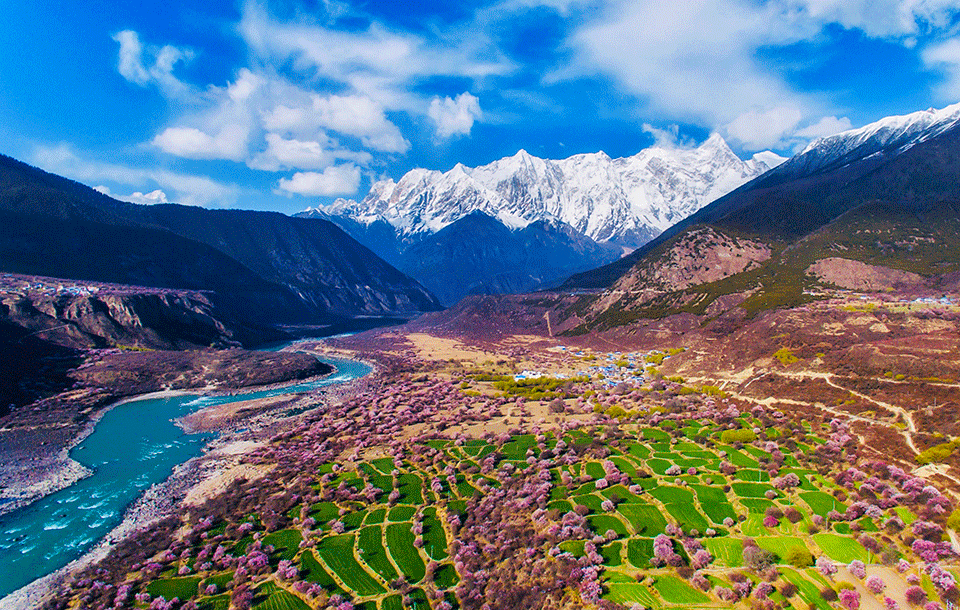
791,102 -> 960,175
312,134 -> 782,249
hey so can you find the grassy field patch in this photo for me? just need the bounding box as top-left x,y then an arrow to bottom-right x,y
435,563 -> 460,588
661,502 -> 710,532
316,535 -> 385,596
388,506 -> 416,521
589,514 -> 630,537
647,486 -> 695,505
252,587 -> 310,610
627,538 -> 654,567
421,512 -> 448,560
690,484 -> 737,524
299,551 -> 340,590
198,594 -> 230,610
357,526 -> 398,582
703,538 -> 743,567
780,568 -> 834,610
601,541 -> 623,566
800,491 -> 844,517
262,529 -> 302,562
651,575 -> 711,604
385,523 -> 426,583
147,576 -> 201,600
606,583 -> 663,608
731,482 -> 777,498
396,474 -> 423,504
755,536 -> 808,561
813,533 -> 870,563
617,503 -> 667,536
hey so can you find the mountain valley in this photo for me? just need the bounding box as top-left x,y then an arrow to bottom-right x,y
303,136 -> 782,304
4,103 -> 960,610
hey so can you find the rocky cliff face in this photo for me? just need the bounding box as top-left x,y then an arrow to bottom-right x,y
806,258 -> 927,292
0,154 -> 441,328
0,283 -> 238,351
0,274 -> 255,419
612,227 -> 771,294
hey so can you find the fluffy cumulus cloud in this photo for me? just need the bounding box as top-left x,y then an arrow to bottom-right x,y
558,0 -> 810,148
249,133 -> 372,172
94,185 -> 170,205
794,115 -> 854,139
263,94 -> 409,153
114,2 -> 506,197
277,165 -> 361,196
428,93 -> 482,138
36,143 -> 239,208
788,0 -> 960,39
101,0 -> 960,201
726,106 -> 805,150
150,68 -> 261,161
237,1 -> 509,111
142,64 -> 404,188
555,0 -> 960,149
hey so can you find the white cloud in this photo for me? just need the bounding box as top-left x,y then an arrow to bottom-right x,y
726,106 -> 805,149
553,0 -> 960,150
249,133 -> 372,172
559,1 -> 815,149
794,115 -> 853,139
150,68 -> 263,161
922,38 -> 960,100
238,1 -> 511,113
125,21 -> 414,168
126,189 -> 170,205
263,94 -> 409,153
788,0 -> 960,39
428,93 -> 482,138
314,95 -> 409,152
35,143 -> 239,208
153,125 -> 251,161
641,123 -> 693,148
277,165 -> 362,197
113,30 -> 193,98
93,185 -> 170,205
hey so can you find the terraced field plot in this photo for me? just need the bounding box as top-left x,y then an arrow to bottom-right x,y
130,393 -> 947,610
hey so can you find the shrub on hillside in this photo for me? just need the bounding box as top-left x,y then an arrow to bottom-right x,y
785,546 -> 814,568
721,429 -> 758,444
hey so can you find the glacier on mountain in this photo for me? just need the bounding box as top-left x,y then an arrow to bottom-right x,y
311,134 -> 784,249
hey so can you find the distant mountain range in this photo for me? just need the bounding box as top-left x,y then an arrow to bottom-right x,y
561,102 -> 960,331
302,135 -> 783,304
0,154 -> 440,343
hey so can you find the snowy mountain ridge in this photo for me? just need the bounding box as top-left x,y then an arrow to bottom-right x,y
783,102 -> 960,178
309,134 -> 785,249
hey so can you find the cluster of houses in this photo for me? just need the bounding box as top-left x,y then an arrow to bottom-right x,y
515,346 -> 679,387
0,274 -> 102,297
910,296 -> 956,307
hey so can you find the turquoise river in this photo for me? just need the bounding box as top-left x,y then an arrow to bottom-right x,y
0,347 -> 370,598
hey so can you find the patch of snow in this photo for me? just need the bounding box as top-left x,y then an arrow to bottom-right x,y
313,134 -> 775,247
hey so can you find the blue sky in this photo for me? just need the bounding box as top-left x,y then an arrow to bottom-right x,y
3,0 -> 960,212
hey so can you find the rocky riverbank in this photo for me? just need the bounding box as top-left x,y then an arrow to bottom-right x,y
0,348 -> 331,516
0,350 -> 370,609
